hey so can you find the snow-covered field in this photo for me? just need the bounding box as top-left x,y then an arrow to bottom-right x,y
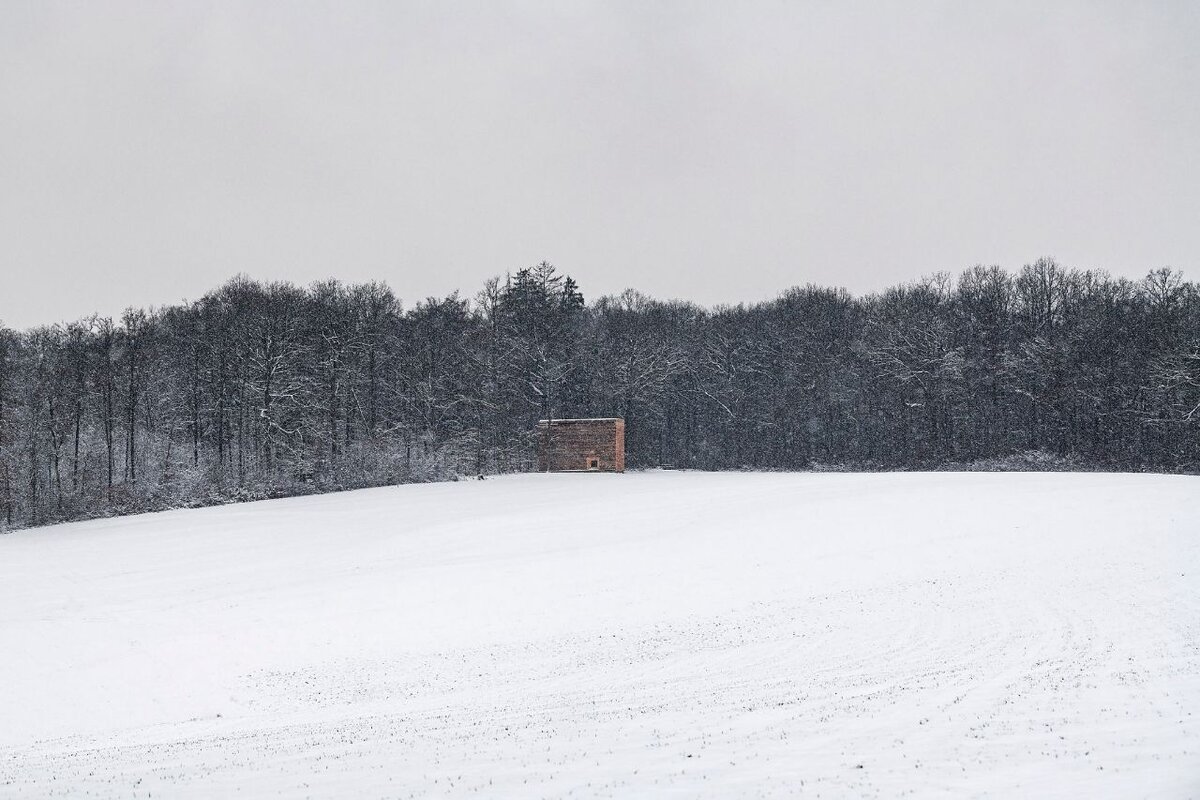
1,471 -> 1197,798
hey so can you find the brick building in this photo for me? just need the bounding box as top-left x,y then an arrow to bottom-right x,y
536,418 -> 625,472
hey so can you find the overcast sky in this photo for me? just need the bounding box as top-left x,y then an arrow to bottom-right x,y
1,1 -> 1197,329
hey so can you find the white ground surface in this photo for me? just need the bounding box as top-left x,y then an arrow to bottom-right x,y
1,471 -> 1198,799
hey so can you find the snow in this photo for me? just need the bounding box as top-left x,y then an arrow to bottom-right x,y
1,471 -> 1198,798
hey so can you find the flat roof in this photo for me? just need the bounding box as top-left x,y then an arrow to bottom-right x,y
537,418 -> 623,424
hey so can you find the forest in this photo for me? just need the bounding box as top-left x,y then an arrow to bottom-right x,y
1,258 -> 1197,530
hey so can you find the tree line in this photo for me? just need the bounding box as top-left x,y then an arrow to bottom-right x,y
1,259 -> 1197,530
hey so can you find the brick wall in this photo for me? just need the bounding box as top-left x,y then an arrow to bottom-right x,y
536,418 -> 625,472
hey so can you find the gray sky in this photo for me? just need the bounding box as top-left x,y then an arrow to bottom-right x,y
2,1 -> 1198,329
